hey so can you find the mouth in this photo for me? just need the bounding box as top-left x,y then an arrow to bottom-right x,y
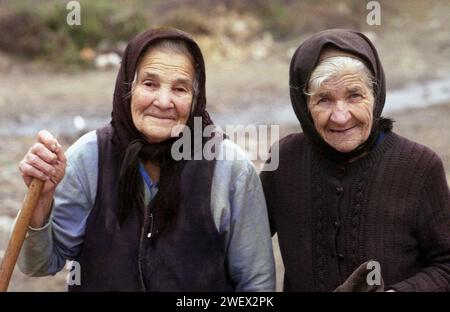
328,125 -> 357,134
145,113 -> 176,121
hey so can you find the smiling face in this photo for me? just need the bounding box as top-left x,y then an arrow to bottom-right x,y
131,48 -> 194,143
308,69 -> 374,153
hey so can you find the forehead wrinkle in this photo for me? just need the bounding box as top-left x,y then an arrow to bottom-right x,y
139,63 -> 193,79
345,85 -> 365,93
137,51 -> 194,80
322,72 -> 367,91
316,90 -> 332,98
140,70 -> 192,85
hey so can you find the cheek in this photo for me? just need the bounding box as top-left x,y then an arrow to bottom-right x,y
176,96 -> 193,121
132,89 -> 152,110
130,90 -> 149,125
310,106 -> 330,131
349,100 -> 373,129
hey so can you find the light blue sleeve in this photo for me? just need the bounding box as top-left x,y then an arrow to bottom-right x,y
211,140 -> 275,291
18,131 -> 98,276
18,135 -> 276,290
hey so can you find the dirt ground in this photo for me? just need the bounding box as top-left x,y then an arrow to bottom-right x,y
1,1 -> 450,291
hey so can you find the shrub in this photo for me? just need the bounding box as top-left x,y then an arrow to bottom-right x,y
0,0 -> 148,68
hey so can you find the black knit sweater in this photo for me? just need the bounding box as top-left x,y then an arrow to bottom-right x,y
260,131 -> 450,291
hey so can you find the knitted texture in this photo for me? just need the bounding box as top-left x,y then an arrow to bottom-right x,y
261,131 -> 450,291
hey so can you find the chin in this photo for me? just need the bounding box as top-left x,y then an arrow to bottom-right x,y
329,143 -> 359,153
336,147 -> 356,153
142,130 -> 172,143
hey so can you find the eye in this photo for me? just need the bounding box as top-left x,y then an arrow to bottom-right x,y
173,86 -> 189,94
143,80 -> 157,88
317,97 -> 330,105
349,93 -> 363,102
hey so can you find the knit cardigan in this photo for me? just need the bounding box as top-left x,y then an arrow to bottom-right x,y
260,131 -> 450,291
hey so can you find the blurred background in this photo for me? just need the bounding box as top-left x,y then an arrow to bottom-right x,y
0,0 -> 449,291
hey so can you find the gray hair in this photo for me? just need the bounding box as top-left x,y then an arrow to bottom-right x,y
130,39 -> 199,113
306,56 -> 375,98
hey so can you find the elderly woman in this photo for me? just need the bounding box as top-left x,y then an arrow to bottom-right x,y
17,28 -> 275,291
260,29 -> 450,292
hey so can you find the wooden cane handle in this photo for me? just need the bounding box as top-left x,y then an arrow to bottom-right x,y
0,178 -> 45,292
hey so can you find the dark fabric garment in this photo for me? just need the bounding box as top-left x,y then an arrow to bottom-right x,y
70,125 -> 233,291
375,131 -> 385,146
261,28 -> 450,292
110,27 -> 215,231
289,28 -> 393,163
260,132 -> 450,291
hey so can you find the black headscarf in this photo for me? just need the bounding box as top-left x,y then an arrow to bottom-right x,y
110,28 -> 214,232
289,29 -> 393,162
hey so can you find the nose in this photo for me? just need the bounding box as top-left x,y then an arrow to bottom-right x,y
330,100 -> 351,125
153,87 -> 173,109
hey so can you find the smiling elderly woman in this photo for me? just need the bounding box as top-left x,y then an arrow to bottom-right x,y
260,29 -> 450,292
17,28 -> 275,291
307,52 -> 375,154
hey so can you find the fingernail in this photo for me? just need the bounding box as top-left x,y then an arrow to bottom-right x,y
51,143 -> 57,151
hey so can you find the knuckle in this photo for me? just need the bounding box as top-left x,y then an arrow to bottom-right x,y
24,153 -> 32,163
31,143 -> 41,153
18,161 -> 25,172
36,142 -> 45,150
37,130 -> 47,139
19,163 -> 31,176
27,153 -> 37,164
38,130 -> 55,145
19,159 -> 27,168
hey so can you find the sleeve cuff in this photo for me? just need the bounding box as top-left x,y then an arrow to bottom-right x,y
28,218 -> 52,231
27,200 -> 54,232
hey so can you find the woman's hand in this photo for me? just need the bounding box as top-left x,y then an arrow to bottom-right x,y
18,130 -> 66,228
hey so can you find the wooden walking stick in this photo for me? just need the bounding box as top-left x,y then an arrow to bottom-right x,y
0,178 -> 44,291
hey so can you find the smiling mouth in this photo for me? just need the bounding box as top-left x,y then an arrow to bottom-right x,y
145,113 -> 176,121
329,125 -> 357,133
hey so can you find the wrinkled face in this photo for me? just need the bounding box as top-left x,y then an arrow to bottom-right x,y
131,49 -> 194,143
308,70 -> 374,153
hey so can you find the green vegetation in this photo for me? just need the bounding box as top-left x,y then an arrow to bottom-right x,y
0,0 -> 419,69
0,0 -> 148,68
